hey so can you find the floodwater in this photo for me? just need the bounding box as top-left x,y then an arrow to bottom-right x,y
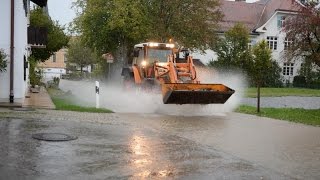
1,78 -> 318,179
58,79 -> 320,179
0,109 -> 319,179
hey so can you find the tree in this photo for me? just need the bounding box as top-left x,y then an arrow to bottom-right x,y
66,38 -> 96,74
284,2 -> 320,67
209,23 -> 283,87
143,0 -> 222,50
73,0 -> 149,62
209,23 -> 251,72
249,40 -> 273,112
264,61 -> 283,88
73,0 -> 222,59
0,49 -> 7,73
30,7 -> 69,62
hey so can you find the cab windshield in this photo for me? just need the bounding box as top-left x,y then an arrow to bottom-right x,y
148,48 -> 172,63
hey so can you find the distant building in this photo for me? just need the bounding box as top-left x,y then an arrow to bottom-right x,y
196,0 -> 305,83
38,48 -> 67,81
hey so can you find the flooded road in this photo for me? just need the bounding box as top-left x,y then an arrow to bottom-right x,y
0,109 -> 319,179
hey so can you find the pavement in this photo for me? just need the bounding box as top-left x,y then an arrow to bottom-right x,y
0,86 -> 55,109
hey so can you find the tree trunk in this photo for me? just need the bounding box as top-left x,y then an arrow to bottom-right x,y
257,83 -> 261,113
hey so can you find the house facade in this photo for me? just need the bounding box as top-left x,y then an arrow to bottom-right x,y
194,0 -> 307,83
38,48 -> 67,82
0,0 -> 47,105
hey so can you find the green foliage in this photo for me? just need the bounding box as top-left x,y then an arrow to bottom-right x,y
66,37 -> 96,74
263,61 -> 283,87
236,105 -> 320,126
74,0 -> 148,54
143,0 -> 222,50
298,60 -> 320,89
209,23 -> 252,72
30,8 -> 69,62
293,76 -> 307,88
29,57 -> 43,86
73,0 -> 222,54
47,88 -> 113,113
250,40 -> 273,86
0,49 -> 7,72
47,77 -> 60,89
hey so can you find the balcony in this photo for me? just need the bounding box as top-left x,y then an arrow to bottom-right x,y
28,26 -> 47,48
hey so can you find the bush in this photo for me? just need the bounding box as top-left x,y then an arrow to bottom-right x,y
0,49 -> 7,72
68,72 -> 82,80
310,79 -> 320,89
263,61 -> 283,87
47,77 -> 60,89
293,75 -> 307,87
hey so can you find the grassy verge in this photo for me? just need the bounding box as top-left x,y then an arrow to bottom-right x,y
245,88 -> 320,98
235,105 -> 320,126
47,88 -> 113,113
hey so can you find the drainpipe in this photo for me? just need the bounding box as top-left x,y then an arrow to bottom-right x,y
9,0 -> 15,103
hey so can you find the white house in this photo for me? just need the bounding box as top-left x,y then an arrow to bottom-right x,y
0,0 -> 47,105
194,0 -> 307,83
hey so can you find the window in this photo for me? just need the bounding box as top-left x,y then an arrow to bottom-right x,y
284,38 -> 292,50
277,16 -> 286,29
64,54 -> 67,63
282,63 -> 294,76
52,54 -> 56,62
248,40 -> 256,49
267,36 -> 278,50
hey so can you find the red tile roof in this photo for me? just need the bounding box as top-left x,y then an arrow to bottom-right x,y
219,0 -> 302,33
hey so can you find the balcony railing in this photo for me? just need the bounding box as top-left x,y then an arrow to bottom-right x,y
28,26 -> 47,48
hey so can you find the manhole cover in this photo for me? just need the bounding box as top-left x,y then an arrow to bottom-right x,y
32,133 -> 78,141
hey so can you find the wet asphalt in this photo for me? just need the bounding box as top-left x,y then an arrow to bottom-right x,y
0,109 -> 319,180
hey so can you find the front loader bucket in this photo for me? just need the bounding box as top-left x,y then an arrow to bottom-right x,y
162,83 -> 235,104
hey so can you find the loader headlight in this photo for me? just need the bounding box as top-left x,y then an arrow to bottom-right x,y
149,43 -> 159,47
166,44 -> 175,48
141,60 -> 147,67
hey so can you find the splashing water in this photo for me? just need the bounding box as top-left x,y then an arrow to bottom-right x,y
60,68 -> 247,116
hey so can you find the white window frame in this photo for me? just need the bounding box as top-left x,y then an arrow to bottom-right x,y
267,36 -> 278,50
277,16 -> 286,29
282,63 -> 294,76
284,38 -> 292,50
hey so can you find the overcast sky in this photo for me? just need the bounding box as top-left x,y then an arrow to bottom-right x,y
47,0 -> 77,27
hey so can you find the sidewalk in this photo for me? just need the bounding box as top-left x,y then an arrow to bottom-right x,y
22,87 -> 55,109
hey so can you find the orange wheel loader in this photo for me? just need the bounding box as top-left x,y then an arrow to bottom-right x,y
121,42 -> 235,104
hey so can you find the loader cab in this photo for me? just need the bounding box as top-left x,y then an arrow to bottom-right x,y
132,42 -> 175,67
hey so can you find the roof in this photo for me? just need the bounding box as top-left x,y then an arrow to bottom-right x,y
219,0 -> 265,32
219,0 -> 301,33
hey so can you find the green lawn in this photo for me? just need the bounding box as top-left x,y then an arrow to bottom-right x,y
236,105 -> 320,126
48,88 -> 113,113
245,87 -> 320,98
